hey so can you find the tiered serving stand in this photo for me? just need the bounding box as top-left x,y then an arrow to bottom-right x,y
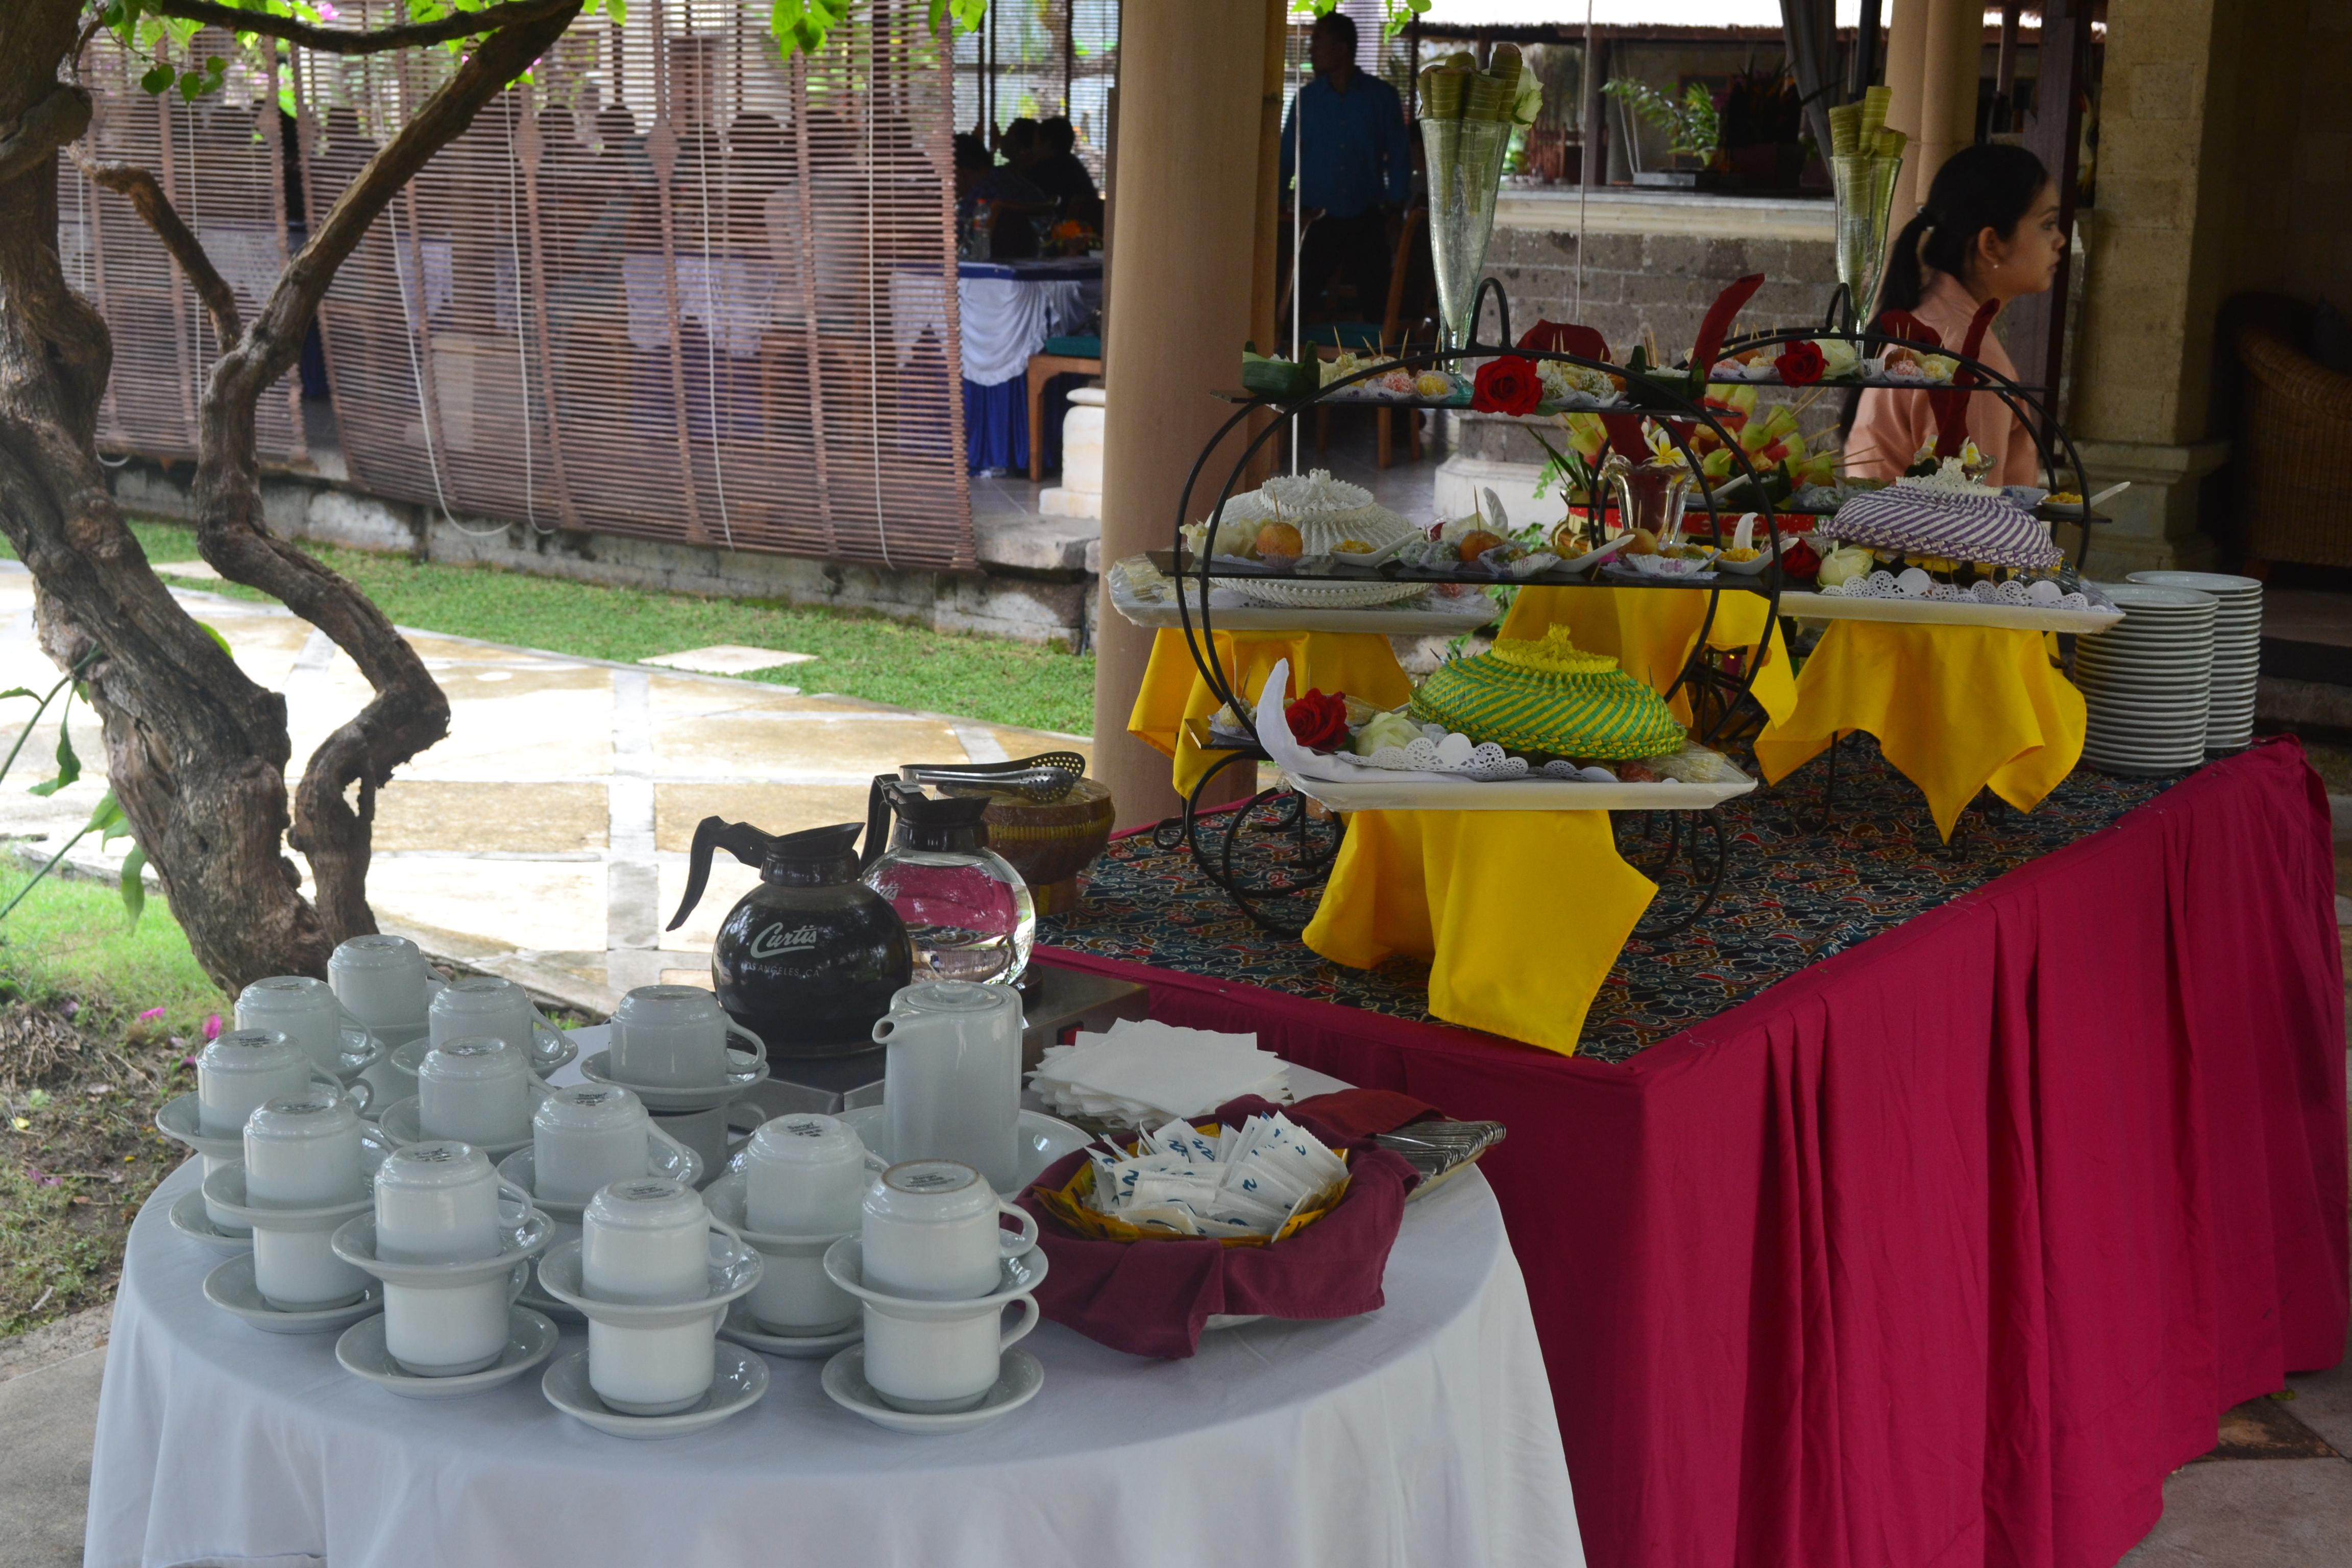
1121,278 -> 2118,933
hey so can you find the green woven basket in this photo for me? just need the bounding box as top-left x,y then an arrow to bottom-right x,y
1409,630 -> 1686,762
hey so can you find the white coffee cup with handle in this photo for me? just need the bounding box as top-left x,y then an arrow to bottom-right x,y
860,1159 -> 1037,1302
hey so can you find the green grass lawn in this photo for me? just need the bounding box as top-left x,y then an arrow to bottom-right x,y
116,520 -> 1096,736
0,868 -> 219,1337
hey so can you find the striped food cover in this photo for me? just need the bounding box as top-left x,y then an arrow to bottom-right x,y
1410,628 -> 1687,761
1821,486 -> 2061,570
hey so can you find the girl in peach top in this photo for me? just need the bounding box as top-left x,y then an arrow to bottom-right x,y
1845,143 -> 2068,487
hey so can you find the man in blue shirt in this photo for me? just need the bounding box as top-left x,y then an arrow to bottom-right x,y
1279,11 -> 1411,327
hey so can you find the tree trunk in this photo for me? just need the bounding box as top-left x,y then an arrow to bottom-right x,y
0,0 -> 577,992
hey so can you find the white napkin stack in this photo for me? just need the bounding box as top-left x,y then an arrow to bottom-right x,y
1028,1018 -> 1289,1127
1086,1112 -> 1348,1238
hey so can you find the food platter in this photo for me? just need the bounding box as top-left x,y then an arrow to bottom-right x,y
1109,576 -> 1499,636
1776,589 -> 2124,634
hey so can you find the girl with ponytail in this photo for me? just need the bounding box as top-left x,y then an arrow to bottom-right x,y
1845,141 -> 2066,486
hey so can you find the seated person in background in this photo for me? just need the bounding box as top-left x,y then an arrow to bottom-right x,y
1027,116 -> 1102,231
955,130 -> 1050,259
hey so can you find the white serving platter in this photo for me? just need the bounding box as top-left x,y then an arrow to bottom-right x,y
1276,767 -> 1757,814
1776,590 -> 2124,634
1109,580 -> 1498,637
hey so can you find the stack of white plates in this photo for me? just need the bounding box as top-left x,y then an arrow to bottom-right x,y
2125,571 -> 2262,752
2074,583 -> 2217,776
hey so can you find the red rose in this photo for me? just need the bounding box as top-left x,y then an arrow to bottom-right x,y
1777,537 -> 1821,580
1284,689 -> 1350,751
1472,355 -> 1542,417
1774,339 -> 1826,386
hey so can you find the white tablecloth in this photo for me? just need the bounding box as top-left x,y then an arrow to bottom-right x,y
889,271 -> 1100,387
88,1147 -> 1576,1568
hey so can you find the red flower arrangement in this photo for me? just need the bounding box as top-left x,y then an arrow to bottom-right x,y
1284,689 -> 1351,751
1776,537 -> 1821,581
1471,355 -> 1542,418
1774,339 -> 1825,387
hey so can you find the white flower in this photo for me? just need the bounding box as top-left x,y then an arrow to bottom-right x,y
1816,545 -> 1877,589
1536,359 -> 1612,405
1351,710 -> 1424,756
1813,337 -> 1859,379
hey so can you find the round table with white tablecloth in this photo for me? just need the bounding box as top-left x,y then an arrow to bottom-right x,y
85,1133 -> 1579,1567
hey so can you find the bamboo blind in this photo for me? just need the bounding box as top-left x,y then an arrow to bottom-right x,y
952,0 -> 1119,182
69,32 -> 307,467
74,1 -> 974,572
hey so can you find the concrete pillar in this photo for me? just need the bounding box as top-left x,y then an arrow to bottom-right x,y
2064,0 -> 2247,573
1882,0 -> 1980,223
1092,0 -> 1280,831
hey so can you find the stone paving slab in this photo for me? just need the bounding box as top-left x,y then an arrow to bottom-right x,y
0,1347 -> 101,1568
0,562 -> 1089,1015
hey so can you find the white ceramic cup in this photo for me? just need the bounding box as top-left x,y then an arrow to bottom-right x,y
534,1085 -> 654,1206
607,985 -> 733,1089
743,1114 -> 869,1237
650,1101 -> 765,1185
198,1030 -> 351,1138
330,934 -> 437,1040
373,1141 -> 516,1264
587,1317 -> 719,1416
244,1092 -> 364,1208
581,1177 -> 711,1306
253,1225 -> 371,1312
429,976 -> 549,1065
860,1160 -> 1038,1302
235,976 -> 361,1076
748,1238 -> 856,1337
332,935 -> 438,1105
416,1036 -> 534,1146
862,1294 -> 1040,1413
384,1266 -> 527,1378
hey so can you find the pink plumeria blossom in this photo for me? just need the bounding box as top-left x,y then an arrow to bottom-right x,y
138,1007 -> 164,1021
202,1014 -> 223,1042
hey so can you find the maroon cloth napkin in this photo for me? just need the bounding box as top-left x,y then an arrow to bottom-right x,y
1014,1089 -> 1438,1359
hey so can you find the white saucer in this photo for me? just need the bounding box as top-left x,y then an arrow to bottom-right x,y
577,1048 -> 770,1113
821,1344 -> 1043,1435
717,1298 -> 862,1359
541,1343 -> 769,1439
336,1307 -> 558,1398
203,1254 -> 383,1335
168,1187 -> 252,1254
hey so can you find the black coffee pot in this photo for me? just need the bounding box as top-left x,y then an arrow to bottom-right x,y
668,819 -> 911,1059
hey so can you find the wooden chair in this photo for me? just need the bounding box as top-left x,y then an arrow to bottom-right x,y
1025,333 -> 1101,481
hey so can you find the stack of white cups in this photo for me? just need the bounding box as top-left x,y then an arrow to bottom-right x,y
534,1177 -> 764,1420
580,986 -> 769,1183
235,975 -> 380,1088
499,1085 -> 701,1320
329,935 -> 442,1106
194,1031 -> 360,1233
703,1115 -> 871,1343
201,1094 -> 375,1314
331,1142 -> 546,1378
829,1160 -> 1042,1414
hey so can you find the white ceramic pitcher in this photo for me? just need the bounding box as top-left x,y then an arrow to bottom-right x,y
872,982 -> 1022,1194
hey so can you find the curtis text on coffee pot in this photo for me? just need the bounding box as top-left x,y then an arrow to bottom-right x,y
668,821 -> 913,1059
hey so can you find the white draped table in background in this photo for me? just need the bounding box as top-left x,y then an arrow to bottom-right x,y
87,1142 -> 1579,1567
889,257 -> 1102,386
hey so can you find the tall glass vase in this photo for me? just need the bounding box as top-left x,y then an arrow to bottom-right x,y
1831,153 -> 1903,331
1422,117 -> 1513,352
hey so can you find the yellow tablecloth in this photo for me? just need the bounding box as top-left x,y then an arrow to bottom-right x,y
1128,629 -> 1413,798
1303,808 -> 1655,1056
1499,584 -> 1799,729
1752,622 -> 2087,841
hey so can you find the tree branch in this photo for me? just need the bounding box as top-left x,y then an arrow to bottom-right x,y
0,83 -> 90,186
79,155 -> 240,343
189,1 -> 582,939
145,0 -> 580,56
